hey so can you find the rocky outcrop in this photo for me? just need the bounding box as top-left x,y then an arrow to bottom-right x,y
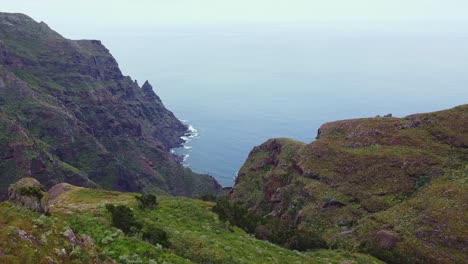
231,105 -> 468,264
0,12 -> 221,197
375,230 -> 400,250
8,177 -> 46,213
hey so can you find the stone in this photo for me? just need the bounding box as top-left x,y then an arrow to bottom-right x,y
376,230 -> 400,249
340,230 -> 354,236
62,227 -> 83,246
44,256 -> 55,264
322,199 -> 346,209
18,229 -> 35,241
8,177 -> 46,213
82,234 -> 95,247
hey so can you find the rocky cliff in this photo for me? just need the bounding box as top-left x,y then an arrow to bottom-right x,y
231,105 -> 468,264
0,12 -> 221,197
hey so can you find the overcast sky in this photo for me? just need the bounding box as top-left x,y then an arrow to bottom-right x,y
2,1 -> 468,26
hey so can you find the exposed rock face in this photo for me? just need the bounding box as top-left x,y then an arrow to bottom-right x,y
231,105 -> 468,264
0,12 -> 221,197
8,177 -> 46,212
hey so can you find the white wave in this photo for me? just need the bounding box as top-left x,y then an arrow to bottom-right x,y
187,125 -> 198,133
171,121 -> 199,168
180,136 -> 192,141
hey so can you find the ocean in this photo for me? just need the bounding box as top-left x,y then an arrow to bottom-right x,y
83,24 -> 468,187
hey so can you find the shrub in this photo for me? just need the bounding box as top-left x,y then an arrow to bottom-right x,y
199,194 -> 218,202
18,186 -> 45,199
212,198 -> 259,233
0,201 -> 13,208
286,229 -> 327,251
212,198 -> 327,251
254,217 -> 290,245
142,223 -> 170,248
105,204 -> 142,234
135,194 -> 157,210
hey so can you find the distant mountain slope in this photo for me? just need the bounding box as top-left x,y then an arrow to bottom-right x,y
0,12 -> 221,197
231,105 -> 468,263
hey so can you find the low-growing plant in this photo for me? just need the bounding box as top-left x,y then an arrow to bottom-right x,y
414,175 -> 430,190
135,194 -> 157,210
198,194 -> 218,202
142,223 -> 170,248
105,204 -> 142,234
18,186 -> 45,199
212,198 -> 327,251
212,198 -> 259,233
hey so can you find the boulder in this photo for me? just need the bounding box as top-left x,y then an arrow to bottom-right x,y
8,177 -> 46,213
376,230 -> 400,249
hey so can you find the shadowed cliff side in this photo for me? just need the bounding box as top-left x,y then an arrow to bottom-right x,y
0,12 -> 221,197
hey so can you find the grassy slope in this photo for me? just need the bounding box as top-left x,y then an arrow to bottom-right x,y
0,186 -> 383,264
356,165 -> 468,264
231,105 -> 468,263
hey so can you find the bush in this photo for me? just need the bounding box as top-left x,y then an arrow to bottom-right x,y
199,194 -> 218,202
105,204 -> 142,234
19,186 -> 45,199
135,194 -> 157,210
212,198 -> 259,233
254,217 -> 290,245
286,229 -> 327,251
142,223 -> 170,248
212,198 -> 327,251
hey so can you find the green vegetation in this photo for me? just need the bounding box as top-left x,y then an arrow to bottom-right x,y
231,106 -> 468,264
0,186 -> 383,264
212,198 -> 327,250
198,194 -> 218,202
142,223 -> 170,248
105,204 -> 142,235
18,186 -> 46,199
212,198 -> 259,233
135,194 -> 158,210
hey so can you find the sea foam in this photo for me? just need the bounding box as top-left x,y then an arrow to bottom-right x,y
170,119 -> 199,167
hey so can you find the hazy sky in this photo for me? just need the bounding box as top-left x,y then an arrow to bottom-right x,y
2,0 -> 468,28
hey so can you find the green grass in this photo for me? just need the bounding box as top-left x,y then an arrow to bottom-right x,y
0,187 -> 384,264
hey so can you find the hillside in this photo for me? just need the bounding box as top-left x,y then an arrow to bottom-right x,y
0,12 -> 221,197
230,105 -> 468,263
0,178 -> 382,264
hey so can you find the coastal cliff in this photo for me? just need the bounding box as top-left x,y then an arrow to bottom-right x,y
0,12 -> 221,197
231,105 -> 468,263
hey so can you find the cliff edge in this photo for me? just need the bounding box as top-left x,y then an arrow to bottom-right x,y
0,12 -> 221,197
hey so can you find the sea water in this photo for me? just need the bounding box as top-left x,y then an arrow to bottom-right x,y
86,24 -> 468,187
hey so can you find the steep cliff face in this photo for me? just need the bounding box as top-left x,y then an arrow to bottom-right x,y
231,105 -> 468,264
0,12 -> 221,197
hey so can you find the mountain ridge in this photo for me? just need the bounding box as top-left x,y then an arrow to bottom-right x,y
0,12 -> 221,197
230,104 -> 468,263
